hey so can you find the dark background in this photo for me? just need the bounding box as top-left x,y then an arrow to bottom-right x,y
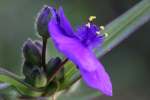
0,0 -> 149,100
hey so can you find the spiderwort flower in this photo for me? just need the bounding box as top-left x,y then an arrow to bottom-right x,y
48,7 -> 112,96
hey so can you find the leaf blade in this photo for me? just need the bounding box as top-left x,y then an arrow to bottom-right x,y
0,67 -> 43,97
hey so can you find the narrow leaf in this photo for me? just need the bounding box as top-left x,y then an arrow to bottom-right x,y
56,80 -> 100,100
0,67 -> 43,97
96,0 -> 150,57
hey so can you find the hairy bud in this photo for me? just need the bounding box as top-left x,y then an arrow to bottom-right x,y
23,39 -> 41,65
47,57 -> 64,81
31,67 -> 47,88
47,57 -> 62,76
35,5 -> 51,38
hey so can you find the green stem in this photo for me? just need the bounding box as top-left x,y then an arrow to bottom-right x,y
47,58 -> 68,84
65,75 -> 81,90
42,37 -> 47,72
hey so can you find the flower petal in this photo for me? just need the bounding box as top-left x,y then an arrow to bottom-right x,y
49,18 -> 97,71
49,6 -> 75,37
79,62 -> 112,96
58,7 -> 75,37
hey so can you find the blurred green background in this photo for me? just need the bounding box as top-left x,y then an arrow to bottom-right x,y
0,0 -> 149,100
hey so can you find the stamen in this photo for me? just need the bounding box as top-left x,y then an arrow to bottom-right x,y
96,31 -> 101,35
104,33 -> 108,37
89,16 -> 96,22
86,16 -> 97,28
96,31 -> 108,38
86,22 -> 91,28
99,25 -> 108,37
100,26 -> 105,30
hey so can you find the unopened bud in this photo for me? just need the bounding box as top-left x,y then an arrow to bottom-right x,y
31,67 -> 47,88
47,57 -> 62,77
47,57 -> 64,81
35,5 -> 51,38
34,40 -> 43,54
23,62 -> 38,85
23,61 -> 34,78
23,39 -> 41,65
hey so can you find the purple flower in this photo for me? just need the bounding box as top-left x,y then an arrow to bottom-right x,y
48,7 -> 112,96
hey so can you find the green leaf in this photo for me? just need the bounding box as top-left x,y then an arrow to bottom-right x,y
0,85 -> 19,100
58,0 -> 150,99
0,67 -> 43,97
56,80 -> 100,100
96,0 -> 150,57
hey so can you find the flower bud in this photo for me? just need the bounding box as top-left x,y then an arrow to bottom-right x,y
23,39 -> 41,65
47,57 -> 64,81
23,62 -> 38,85
34,40 -> 43,54
47,57 -> 62,77
31,67 -> 47,88
23,62 -> 47,87
22,61 -> 34,79
35,5 -> 51,38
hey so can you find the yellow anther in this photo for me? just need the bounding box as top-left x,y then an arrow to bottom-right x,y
89,16 -> 96,22
104,33 -> 108,37
100,26 -> 105,30
86,22 -> 91,28
96,31 -> 101,35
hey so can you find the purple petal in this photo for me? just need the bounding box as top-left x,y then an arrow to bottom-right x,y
50,7 -> 75,37
58,7 -> 75,37
79,63 -> 112,96
49,19 -> 97,71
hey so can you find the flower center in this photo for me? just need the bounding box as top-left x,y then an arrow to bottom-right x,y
85,16 -> 108,38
